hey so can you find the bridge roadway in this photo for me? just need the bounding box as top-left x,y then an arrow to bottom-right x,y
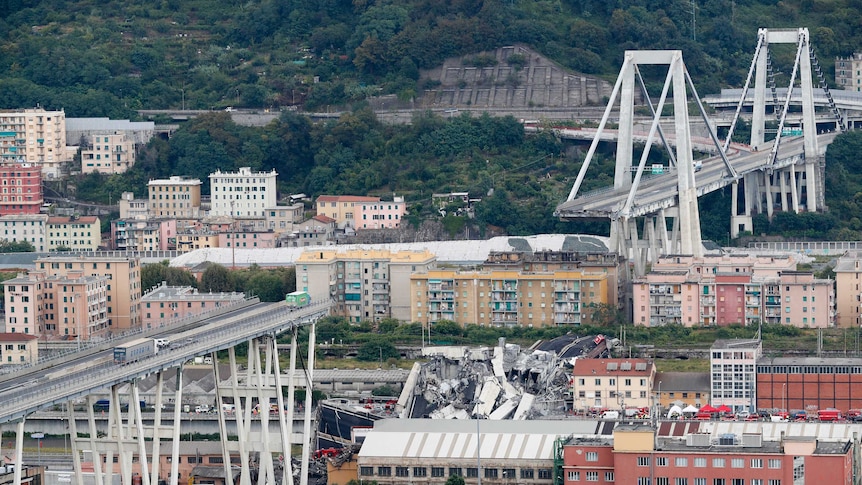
555,133 -> 836,219
0,299 -> 330,424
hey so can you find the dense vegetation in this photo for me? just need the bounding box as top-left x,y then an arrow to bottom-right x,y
140,261 -> 297,302
2,0 -> 861,115
8,0 -> 862,240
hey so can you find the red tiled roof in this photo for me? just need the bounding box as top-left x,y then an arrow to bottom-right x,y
315,195 -> 380,203
313,215 -> 336,223
572,358 -> 653,377
0,333 -> 38,342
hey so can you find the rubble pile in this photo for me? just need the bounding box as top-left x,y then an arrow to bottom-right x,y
397,335 -> 616,420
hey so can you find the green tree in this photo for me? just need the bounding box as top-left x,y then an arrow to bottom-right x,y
200,264 -> 234,293
141,261 -> 197,291
0,240 -> 35,253
446,475 -> 466,485
371,385 -> 398,397
357,340 -> 399,363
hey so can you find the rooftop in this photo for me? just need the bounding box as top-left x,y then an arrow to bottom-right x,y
711,339 -> 762,350
654,372 -> 710,391
0,333 -> 38,342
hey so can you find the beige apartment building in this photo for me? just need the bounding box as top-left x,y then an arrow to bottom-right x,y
836,54 -> 862,91
80,132 -> 137,175
0,333 -> 38,365
35,255 -> 142,331
47,215 -> 101,251
0,108 -> 69,178
148,176 -> 202,220
118,191 -> 148,220
833,250 -> 862,327
571,358 -> 656,412
410,269 -> 612,328
0,214 -> 48,252
296,248 -> 437,323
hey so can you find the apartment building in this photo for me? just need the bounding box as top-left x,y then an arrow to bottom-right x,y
0,108 -> 68,177
147,176 -> 202,220
282,215 -> 336,247
0,214 -> 47,251
411,268 -> 611,328
80,132 -> 136,174
209,167 -> 278,218
563,425 -> 852,485
141,282 -> 245,329
3,270 -> 109,341
46,215 -> 101,251
315,195 -> 406,230
219,230 -> 277,249
0,333 -> 38,365
118,191 -> 149,220
571,358 -> 656,412
111,218 -> 176,251
710,339 -> 762,412
296,248 -> 437,323
836,54 -> 862,91
633,254 -> 833,327
0,162 -> 42,216
265,203 -> 304,233
35,255 -> 142,331
831,250 -> 862,327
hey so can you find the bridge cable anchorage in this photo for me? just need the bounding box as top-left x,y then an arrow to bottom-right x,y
809,46 -> 846,132
724,31 -> 766,154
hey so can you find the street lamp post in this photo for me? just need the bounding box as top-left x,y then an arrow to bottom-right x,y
782,383 -> 786,412
656,381 -> 662,419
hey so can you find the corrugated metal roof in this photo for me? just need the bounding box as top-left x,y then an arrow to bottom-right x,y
169,234 -> 610,268
359,418 -> 599,460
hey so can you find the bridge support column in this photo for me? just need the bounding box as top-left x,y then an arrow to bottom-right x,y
730,180 -> 752,238
13,419 -> 23,485
300,322 -> 317,485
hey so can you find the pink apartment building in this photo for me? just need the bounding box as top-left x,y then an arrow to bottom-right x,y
218,230 -> 277,249
315,195 -> 405,230
633,255 -> 834,327
141,282 -> 245,329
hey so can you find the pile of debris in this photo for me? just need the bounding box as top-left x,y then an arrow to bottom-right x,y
396,334 -> 617,420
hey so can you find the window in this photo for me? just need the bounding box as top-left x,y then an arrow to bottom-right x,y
732,458 -> 744,468
377,466 -> 391,476
768,481 -> 781,485
432,467 -> 445,477
713,458 -> 725,468
751,481 -> 763,485
605,472 -> 615,482
568,471 -> 580,481
466,468 -> 478,478
694,458 -> 707,467
714,480 -> 725,485
586,471 -> 598,482
637,456 -> 650,467
449,467 -> 462,477
768,459 -> 782,469
359,467 -> 373,476
414,467 -> 427,477
502,468 -> 516,479
586,451 -> 599,461
395,466 -> 409,477
675,479 -> 689,485
521,469 -> 534,479
484,468 -> 498,479
656,457 -> 668,467
638,478 -> 651,485
732,480 -> 744,485
750,459 -> 763,469
694,480 -> 706,485
675,457 -> 688,467
538,469 -> 553,480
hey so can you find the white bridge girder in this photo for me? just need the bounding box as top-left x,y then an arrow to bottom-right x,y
8,328 -> 318,485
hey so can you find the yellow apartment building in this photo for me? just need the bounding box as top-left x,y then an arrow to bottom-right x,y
410,268 -> 611,328
147,176 -> 202,220
47,215 -> 101,251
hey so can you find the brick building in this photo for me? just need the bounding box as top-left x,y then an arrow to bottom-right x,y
756,357 -> 862,413
0,162 -> 42,216
564,424 -> 853,485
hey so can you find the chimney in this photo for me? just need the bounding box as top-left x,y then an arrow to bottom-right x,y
780,431 -> 785,452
